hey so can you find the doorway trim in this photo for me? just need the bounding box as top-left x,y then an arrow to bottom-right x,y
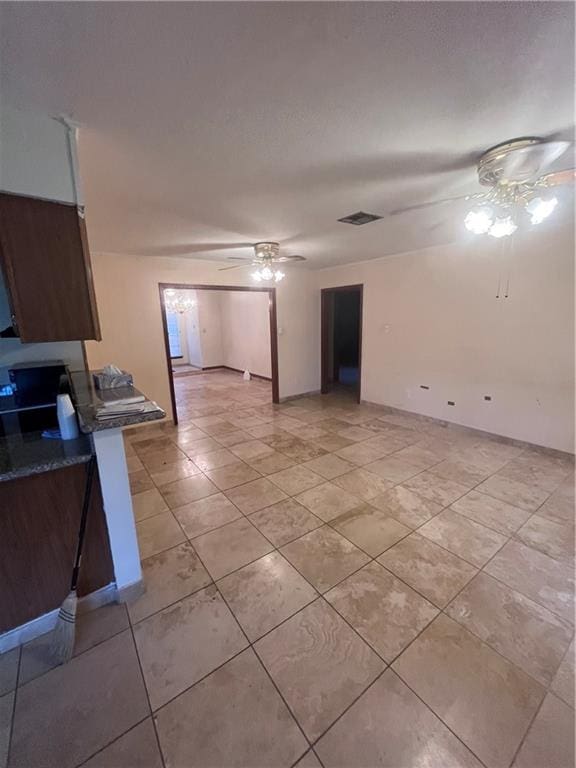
321,284 -> 363,404
159,283 -> 280,425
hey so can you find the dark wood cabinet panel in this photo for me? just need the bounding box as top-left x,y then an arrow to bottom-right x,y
0,464 -> 114,633
0,192 -> 101,342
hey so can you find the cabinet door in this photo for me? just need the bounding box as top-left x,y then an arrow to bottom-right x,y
0,192 -> 101,341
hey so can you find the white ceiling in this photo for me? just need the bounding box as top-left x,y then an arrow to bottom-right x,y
1,2 -> 574,268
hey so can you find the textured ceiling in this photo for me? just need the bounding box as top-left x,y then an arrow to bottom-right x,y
1,2 -> 574,268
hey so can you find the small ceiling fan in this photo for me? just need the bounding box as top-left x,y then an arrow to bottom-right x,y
218,242 -> 306,282
386,135 -> 575,237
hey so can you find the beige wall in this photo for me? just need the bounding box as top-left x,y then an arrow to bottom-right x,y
85,252 -> 319,411
220,291 -> 271,378
318,225 -> 575,453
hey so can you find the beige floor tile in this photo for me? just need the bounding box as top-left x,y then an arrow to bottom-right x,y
132,487 -> 169,521
294,750 -> 323,768
513,693 -> 574,768
330,503 -> 410,557
447,572 -> 573,685
335,441 -> 388,466
498,456 -> 570,495
126,454 -> 144,472
136,511 -> 186,559
83,719 -> 163,768
159,474 -> 218,508
19,603 -> 130,686
370,485 -> 443,528
172,492 -> 242,539
336,425 -> 375,442
225,477 -> 287,514
133,586 -> 247,710
392,443 -> 444,470
192,517 -> 273,580
141,446 -> 188,473
429,458 -> 490,488
451,489 -> 531,535
332,468 -> 393,501
10,631 -> 149,768
295,482 -> 360,522
419,509 -> 507,567
280,526 -> 370,593
218,552 -> 317,641
214,429 -> 254,447
484,540 -> 575,623
149,459 -> 200,488
127,541 -> 211,624
316,669 -> 482,768
155,649 -> 307,768
476,474 -> 549,512
230,439 -> 275,461
255,600 -> 384,741
326,562 -> 438,661
249,498 -> 322,546
364,456 -> 422,484
538,487 -> 575,527
302,454 -> 355,480
0,648 -> 19,696
190,448 -> 240,472
182,436 -> 222,458
393,614 -> 545,768
129,469 -> 154,495
551,639 -> 575,707
403,471 -> 469,506
206,462 -> 261,490
247,450 -> 295,475
311,433 -> 354,453
378,533 -> 477,608
269,465 -> 324,495
131,434 -> 175,454
515,514 -> 574,563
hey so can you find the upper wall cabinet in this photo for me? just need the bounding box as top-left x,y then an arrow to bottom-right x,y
0,193 -> 101,342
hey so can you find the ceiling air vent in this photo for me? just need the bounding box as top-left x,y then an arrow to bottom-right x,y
338,211 -> 382,226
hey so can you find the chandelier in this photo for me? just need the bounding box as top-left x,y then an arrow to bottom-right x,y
164,289 -> 196,313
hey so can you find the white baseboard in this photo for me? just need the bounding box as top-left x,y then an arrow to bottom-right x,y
0,582 -> 117,654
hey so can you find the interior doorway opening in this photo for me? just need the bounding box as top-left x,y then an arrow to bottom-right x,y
321,284 -> 363,402
159,283 -> 280,424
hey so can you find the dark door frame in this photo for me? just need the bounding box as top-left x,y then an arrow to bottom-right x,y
321,284 -> 363,404
159,283 -> 280,425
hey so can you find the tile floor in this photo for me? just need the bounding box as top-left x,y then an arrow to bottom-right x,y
2,370 -> 575,768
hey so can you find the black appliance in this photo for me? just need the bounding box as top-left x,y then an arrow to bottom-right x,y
0,361 -> 69,436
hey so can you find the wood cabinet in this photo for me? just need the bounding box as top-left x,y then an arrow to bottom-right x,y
0,192 -> 101,342
0,463 -> 114,633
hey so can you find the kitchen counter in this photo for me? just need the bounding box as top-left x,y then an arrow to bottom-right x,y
0,430 -> 93,482
70,370 -> 165,432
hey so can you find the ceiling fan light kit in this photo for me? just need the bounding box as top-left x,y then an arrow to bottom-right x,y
463,136 -> 570,238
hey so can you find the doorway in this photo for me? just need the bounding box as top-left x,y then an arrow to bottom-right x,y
321,284 -> 363,402
159,283 -> 280,424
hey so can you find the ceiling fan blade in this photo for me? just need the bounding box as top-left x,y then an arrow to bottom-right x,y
217,263 -> 251,272
389,193 -> 480,216
276,254 -> 306,263
135,242 -> 253,257
539,168 -> 576,187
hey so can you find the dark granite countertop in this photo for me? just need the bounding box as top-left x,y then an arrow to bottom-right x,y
70,370 -> 165,433
0,431 -> 93,483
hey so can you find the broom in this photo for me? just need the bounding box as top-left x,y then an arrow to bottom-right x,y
51,455 -> 97,664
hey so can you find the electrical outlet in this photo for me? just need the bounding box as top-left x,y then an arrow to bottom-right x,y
484,395 -> 492,401
420,385 -> 430,390
447,401 -> 455,406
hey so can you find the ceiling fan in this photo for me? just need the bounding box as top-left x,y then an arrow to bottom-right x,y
218,241 -> 306,282
387,135 -> 575,237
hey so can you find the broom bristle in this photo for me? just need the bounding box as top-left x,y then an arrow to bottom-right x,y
51,590 -> 78,664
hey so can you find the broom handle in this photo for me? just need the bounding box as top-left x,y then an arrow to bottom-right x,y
70,455 -> 97,592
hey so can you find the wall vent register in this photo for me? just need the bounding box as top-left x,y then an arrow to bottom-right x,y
337,211 -> 383,226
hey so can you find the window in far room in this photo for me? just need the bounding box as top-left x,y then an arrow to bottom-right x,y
166,310 -> 182,359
